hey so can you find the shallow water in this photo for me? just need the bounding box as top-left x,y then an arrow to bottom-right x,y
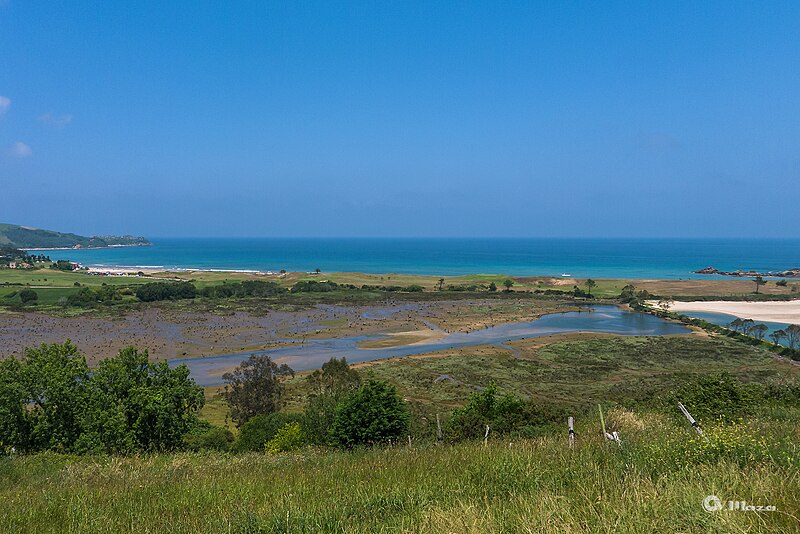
679,311 -> 792,347
170,305 -> 689,386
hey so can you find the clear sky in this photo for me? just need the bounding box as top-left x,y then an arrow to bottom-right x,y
1,1 -> 798,238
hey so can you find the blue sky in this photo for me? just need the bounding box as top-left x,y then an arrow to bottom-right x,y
1,1 -> 798,238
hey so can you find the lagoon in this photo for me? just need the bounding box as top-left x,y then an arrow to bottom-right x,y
171,305 -> 690,386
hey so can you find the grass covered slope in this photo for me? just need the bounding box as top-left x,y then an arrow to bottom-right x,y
273,335 -> 800,416
2,410 -> 798,532
0,223 -> 149,249
3,335 -> 800,531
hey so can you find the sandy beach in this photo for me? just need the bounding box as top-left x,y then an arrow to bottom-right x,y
662,300 -> 800,324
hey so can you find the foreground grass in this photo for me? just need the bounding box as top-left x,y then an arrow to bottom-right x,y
2,411 -> 799,533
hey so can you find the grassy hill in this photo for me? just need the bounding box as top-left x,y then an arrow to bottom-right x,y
2,411 -> 797,532
2,332 -> 799,531
0,223 -> 150,249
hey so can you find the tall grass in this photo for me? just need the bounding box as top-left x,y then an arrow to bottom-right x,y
1,409 -> 798,532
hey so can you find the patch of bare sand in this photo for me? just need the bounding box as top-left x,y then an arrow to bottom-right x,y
357,328 -> 447,349
656,300 -> 800,324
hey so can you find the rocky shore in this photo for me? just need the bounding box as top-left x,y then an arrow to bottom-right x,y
695,266 -> 800,278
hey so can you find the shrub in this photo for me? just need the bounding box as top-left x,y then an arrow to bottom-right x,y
135,281 -> 197,302
291,280 -> 339,293
667,372 -> 758,424
329,380 -> 409,448
0,343 -> 204,454
303,357 -> 361,444
265,422 -> 305,453
200,280 -> 286,299
232,412 -> 303,452
184,422 -> 234,451
18,289 -> 37,304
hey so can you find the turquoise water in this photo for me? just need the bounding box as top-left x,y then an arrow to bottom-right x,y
171,305 -> 690,386
679,311 -> 793,347
43,237 -> 800,279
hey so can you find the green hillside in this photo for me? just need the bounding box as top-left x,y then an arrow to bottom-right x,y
0,223 -> 150,249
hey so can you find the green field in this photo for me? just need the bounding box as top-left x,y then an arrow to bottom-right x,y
2,265 -> 796,314
1,411 -> 798,532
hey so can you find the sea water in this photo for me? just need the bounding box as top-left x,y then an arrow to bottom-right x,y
42,237 -> 800,279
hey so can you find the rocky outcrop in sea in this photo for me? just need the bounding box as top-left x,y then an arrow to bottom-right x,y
695,266 -> 800,278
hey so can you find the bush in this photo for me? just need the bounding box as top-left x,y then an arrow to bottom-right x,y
0,342 -> 205,454
667,372 -> 759,424
329,380 -> 409,448
291,280 -> 339,293
303,358 -> 361,444
232,412 -> 303,452
184,422 -> 234,451
135,281 -> 197,302
200,280 -> 287,299
18,289 -> 38,304
265,422 -> 305,453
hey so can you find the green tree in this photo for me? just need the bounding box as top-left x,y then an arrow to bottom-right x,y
740,318 -> 755,336
21,342 -> 90,451
79,347 -> 204,453
753,276 -> 766,294
503,279 -> 514,292
222,354 -> 294,426
18,288 -> 38,304
0,358 -> 28,452
750,323 -> 768,341
770,329 -> 787,346
437,278 -> 445,291
619,284 -> 637,304
786,324 -> 800,350
488,281 -> 497,292
304,357 -> 361,444
585,279 -> 596,297
329,380 -> 409,448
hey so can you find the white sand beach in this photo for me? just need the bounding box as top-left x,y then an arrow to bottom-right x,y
658,300 -> 800,324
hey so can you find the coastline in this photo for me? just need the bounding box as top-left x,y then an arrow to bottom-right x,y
22,243 -> 151,251
23,237 -> 800,280
659,300 -> 800,324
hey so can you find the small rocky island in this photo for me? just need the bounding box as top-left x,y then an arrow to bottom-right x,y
695,266 -> 800,278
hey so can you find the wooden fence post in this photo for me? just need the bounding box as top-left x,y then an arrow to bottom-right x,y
436,413 -> 443,444
568,416 -> 575,449
484,425 -> 490,446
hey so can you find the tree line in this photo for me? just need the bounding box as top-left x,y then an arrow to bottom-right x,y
0,342 -> 203,454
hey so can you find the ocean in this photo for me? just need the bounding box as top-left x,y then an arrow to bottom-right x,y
40,237 -> 800,279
